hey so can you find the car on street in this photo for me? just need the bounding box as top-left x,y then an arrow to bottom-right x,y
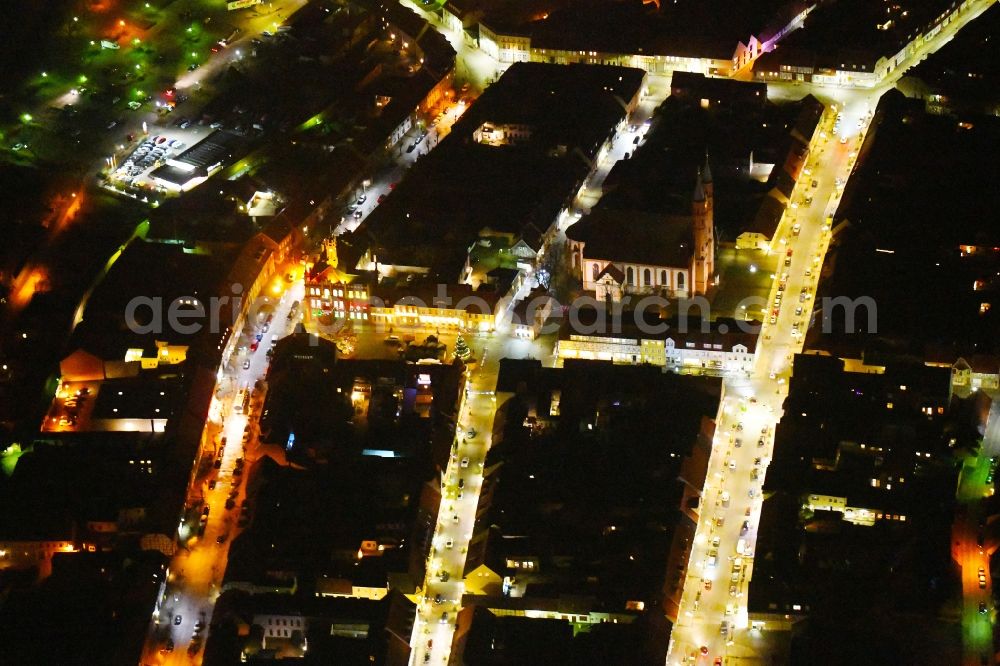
208,479 -> 216,490
980,601 -> 989,614
243,360 -> 251,370
174,614 -> 182,625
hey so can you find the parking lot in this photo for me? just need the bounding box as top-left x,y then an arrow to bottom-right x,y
109,132 -> 186,186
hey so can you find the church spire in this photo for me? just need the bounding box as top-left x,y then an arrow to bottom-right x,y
702,152 -> 712,185
693,169 -> 706,202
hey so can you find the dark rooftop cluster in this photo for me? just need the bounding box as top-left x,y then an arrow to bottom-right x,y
599,77 -> 819,239
821,90 -> 1000,361
757,0 -> 961,72
260,332 -> 463,460
346,61 -> 644,280
906,4 -> 1000,116
458,359 -> 719,655
495,0 -> 801,59
750,354 -> 962,663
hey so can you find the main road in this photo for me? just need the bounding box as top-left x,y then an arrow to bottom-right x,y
665,0 -> 999,660
665,98 -> 861,664
139,279 -> 303,666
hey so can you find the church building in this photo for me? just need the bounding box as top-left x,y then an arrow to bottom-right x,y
565,158 -> 716,300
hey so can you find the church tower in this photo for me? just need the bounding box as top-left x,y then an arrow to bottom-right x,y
322,236 -> 339,270
691,153 -> 715,294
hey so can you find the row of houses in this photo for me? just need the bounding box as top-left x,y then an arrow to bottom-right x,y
461,1 -> 812,79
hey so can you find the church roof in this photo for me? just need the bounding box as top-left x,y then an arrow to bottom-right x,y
567,208 -> 694,268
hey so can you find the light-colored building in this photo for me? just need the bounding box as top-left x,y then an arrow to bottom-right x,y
554,310 -> 757,376
370,282 -> 500,333
509,288 -> 554,340
952,356 -> 1000,393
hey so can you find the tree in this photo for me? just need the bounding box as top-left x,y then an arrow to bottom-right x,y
454,334 -> 471,361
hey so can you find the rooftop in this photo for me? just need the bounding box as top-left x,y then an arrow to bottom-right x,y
558,305 -> 759,353
524,0 -> 801,60
565,208 -> 694,268
350,62 -> 644,280
820,90 -> 1000,360
151,130 -> 244,185
476,359 -> 720,610
68,239 -> 226,362
757,0 -> 960,71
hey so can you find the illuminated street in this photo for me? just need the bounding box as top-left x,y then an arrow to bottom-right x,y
955,456 -> 997,666
1,0 -> 998,663
665,2 -> 998,658
408,350 -> 499,666
139,278 -> 303,665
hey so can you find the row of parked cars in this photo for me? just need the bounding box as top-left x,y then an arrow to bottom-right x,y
117,135 -> 185,182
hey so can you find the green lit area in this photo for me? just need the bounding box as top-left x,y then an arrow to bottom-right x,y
0,443 -> 26,477
0,0 -> 244,168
